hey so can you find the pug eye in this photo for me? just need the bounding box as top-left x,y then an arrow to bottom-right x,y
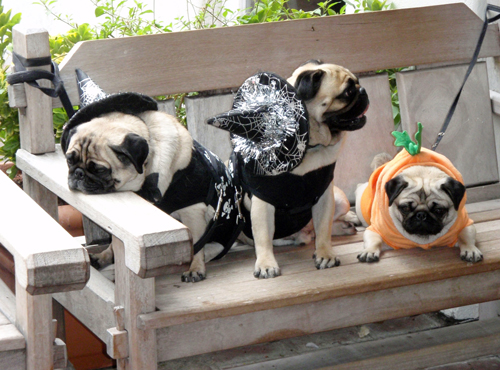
338,79 -> 357,100
398,203 -> 413,215
88,161 -> 110,175
66,152 -> 78,167
432,205 -> 447,217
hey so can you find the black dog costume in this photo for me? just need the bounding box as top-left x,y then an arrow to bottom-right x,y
208,72 -> 336,240
61,70 -> 243,261
62,70 -> 338,263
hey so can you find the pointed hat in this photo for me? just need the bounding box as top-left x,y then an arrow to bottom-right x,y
207,72 -> 309,176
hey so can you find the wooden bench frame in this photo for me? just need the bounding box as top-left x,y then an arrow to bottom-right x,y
7,3 -> 500,369
0,171 -> 90,370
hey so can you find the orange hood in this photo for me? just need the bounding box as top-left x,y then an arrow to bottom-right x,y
360,148 -> 473,250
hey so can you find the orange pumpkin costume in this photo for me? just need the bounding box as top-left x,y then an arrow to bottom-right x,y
360,148 -> 473,250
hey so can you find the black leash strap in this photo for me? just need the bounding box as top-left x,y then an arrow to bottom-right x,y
432,4 -> 500,151
7,52 -> 76,118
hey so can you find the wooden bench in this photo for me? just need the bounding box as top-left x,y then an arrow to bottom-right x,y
8,2 -> 500,369
0,171 -> 90,370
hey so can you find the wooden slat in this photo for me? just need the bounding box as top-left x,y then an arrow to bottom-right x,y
325,319 -> 500,370
0,350 -> 25,370
466,199 -> 500,213
16,146 -> 192,278
230,318 -> 500,370
185,94 -> 234,161
397,62 -> 498,189
138,220 -> 500,330
0,279 -> 16,325
0,313 -> 25,352
54,3 -> 500,106
53,267 -> 115,343
0,172 -> 89,295
154,270 -> 500,361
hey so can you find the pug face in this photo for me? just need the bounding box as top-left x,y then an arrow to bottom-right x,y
287,60 -> 369,146
385,165 -> 466,244
64,112 -> 150,194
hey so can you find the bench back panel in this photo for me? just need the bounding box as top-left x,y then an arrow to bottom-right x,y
55,3 -> 500,107
336,73 -> 397,202
185,94 -> 234,161
396,62 -> 499,188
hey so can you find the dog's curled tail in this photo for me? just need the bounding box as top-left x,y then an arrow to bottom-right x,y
371,152 -> 393,171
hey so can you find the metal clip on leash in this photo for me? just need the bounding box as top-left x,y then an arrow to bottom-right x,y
235,186 -> 245,224
432,4 -> 500,151
213,183 -> 224,221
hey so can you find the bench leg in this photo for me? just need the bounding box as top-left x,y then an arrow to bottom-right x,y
16,281 -> 53,370
113,237 -> 157,370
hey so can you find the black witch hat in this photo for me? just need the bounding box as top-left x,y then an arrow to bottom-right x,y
61,69 -> 158,152
207,72 -> 309,176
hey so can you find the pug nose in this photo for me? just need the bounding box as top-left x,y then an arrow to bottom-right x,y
359,87 -> 366,95
415,211 -> 427,221
75,168 -> 85,180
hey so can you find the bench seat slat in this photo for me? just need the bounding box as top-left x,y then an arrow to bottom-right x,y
140,210 -> 500,330
154,269 -> 500,361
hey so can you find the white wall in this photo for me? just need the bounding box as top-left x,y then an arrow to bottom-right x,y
3,0 -> 246,35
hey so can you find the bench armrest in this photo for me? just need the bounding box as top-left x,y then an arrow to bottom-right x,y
0,171 -> 90,295
16,146 -> 192,278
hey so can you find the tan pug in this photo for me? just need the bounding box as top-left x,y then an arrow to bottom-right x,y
355,150 -> 482,263
235,60 -> 370,278
62,92 -> 242,283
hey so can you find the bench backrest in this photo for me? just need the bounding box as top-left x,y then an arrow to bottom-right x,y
46,4 -> 500,202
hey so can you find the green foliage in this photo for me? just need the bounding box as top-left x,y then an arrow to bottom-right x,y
0,1 -> 21,178
1,0 -> 397,175
177,0 -> 345,30
392,122 -> 422,156
345,0 -> 395,13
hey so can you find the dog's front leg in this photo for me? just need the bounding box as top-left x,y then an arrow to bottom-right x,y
357,229 -> 383,262
251,196 -> 281,278
178,203 -> 209,282
312,181 -> 340,269
458,224 -> 483,263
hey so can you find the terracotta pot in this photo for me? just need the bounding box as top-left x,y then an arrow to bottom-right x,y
58,205 -> 84,237
0,162 -> 13,174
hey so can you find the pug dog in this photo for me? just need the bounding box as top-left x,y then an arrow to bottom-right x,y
355,149 -> 482,263
228,60 -> 370,278
62,91 -> 242,283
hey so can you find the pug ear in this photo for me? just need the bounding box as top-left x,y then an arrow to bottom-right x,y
294,69 -> 325,101
110,133 -> 149,174
385,176 -> 409,206
441,177 -> 466,210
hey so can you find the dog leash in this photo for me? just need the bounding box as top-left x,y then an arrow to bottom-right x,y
432,4 -> 500,151
7,52 -> 76,118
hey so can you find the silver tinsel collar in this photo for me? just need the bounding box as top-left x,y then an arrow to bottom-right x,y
208,72 -> 309,176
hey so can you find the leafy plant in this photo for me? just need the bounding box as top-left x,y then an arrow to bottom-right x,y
0,1 -> 21,178
345,0 -> 395,13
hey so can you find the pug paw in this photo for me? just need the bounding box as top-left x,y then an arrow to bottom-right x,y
313,250 -> 340,269
460,246 -> 483,263
254,258 -> 281,279
181,270 -> 206,283
357,251 -> 380,263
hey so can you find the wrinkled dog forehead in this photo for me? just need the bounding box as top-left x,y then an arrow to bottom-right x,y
399,166 -> 451,193
66,112 -> 148,153
288,61 -> 357,90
